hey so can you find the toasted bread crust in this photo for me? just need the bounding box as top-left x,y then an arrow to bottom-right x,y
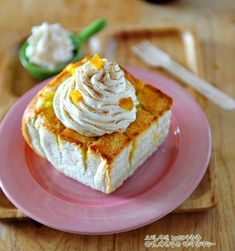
89,132 -> 132,165
59,128 -> 94,150
123,67 -> 173,117
125,107 -> 156,139
22,58 -> 173,172
137,83 -> 173,117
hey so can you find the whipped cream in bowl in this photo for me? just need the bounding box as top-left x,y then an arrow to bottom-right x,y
19,19 -> 107,80
26,22 -> 74,70
53,56 -> 138,137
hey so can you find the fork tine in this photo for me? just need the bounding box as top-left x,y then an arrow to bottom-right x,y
132,46 -> 148,60
139,40 -> 152,53
133,44 -> 151,58
143,40 -> 170,58
135,43 -> 147,52
132,45 -> 150,59
133,39 -> 172,65
132,45 -> 156,66
136,40 -> 160,60
142,40 -> 153,48
131,46 -> 143,56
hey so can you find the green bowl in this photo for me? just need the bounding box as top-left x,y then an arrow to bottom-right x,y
19,19 -> 107,81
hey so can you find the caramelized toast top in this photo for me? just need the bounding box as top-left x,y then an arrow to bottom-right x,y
22,58 -> 173,165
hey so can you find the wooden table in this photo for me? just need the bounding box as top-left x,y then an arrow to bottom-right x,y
0,0 -> 234,250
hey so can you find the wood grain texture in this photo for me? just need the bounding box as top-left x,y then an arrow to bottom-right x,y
0,0 -> 234,250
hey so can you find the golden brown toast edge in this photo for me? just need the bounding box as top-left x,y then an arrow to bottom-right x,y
122,67 -> 173,117
22,59 -> 173,167
21,57 -> 90,149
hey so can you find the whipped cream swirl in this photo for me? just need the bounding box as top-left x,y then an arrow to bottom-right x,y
26,22 -> 74,69
53,58 -> 138,137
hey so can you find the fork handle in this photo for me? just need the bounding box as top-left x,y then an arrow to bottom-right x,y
164,60 -> 235,110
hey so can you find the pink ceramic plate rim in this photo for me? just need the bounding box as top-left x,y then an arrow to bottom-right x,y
0,68 -> 211,234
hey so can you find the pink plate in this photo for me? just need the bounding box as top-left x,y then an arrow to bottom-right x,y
0,68 -> 211,234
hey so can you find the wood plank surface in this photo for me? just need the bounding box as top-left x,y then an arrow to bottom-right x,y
0,0 -> 234,250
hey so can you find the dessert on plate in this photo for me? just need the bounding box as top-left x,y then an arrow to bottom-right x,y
22,55 -> 173,193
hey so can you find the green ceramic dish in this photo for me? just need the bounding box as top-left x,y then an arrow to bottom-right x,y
19,19 -> 107,80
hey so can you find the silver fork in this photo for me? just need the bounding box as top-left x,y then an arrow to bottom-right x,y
132,40 -> 235,110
